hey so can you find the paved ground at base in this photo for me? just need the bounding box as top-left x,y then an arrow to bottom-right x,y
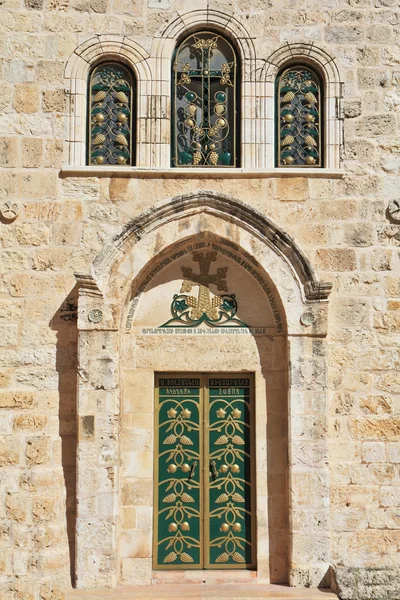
66,584 -> 338,600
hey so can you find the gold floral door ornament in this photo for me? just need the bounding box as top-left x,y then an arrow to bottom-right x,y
154,374 -> 255,570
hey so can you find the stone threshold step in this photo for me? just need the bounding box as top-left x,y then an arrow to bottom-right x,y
66,584 -> 338,600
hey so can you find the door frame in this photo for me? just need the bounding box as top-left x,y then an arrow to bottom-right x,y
153,372 -> 256,571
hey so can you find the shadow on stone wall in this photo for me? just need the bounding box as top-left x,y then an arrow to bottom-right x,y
52,285 -> 79,587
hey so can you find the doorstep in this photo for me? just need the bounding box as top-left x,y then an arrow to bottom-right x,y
66,584 -> 338,600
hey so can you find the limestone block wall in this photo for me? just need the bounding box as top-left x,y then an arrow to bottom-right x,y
0,0 -> 399,599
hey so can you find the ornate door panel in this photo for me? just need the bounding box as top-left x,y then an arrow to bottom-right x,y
154,374 -> 255,570
154,376 -> 202,568
206,376 -> 255,568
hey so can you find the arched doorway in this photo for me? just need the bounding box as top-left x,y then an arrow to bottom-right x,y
74,192 -> 331,590
119,232 -> 288,583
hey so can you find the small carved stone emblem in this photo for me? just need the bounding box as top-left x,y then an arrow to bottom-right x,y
88,308 -> 103,323
388,199 -> 400,223
0,201 -> 19,222
300,311 -> 316,327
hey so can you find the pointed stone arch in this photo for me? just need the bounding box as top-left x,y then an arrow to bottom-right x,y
74,192 -> 332,590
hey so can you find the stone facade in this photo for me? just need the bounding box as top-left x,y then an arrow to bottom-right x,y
0,1 -> 400,600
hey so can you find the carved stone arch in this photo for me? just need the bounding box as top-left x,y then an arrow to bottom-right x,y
64,36 -> 152,167
150,9 -> 267,168
74,192 -> 332,589
261,43 -> 344,169
91,190 -> 332,307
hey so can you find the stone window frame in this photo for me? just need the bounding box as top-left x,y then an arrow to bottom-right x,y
64,17 -> 344,176
263,43 -> 344,171
64,36 -> 151,167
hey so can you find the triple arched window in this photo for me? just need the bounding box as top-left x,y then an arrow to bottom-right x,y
86,37 -> 323,169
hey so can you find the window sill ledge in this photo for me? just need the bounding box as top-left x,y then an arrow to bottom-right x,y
60,166 -> 345,179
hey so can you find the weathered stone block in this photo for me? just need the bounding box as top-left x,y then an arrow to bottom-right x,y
14,415 -> 47,432
355,114 -> 396,137
0,324 -> 18,347
274,178 -> 308,202
362,442 -> 386,463
344,223 -> 373,247
349,418 -> 400,440
0,137 -> 18,167
21,138 -> 43,168
32,496 -> 57,523
32,248 -> 71,271
0,391 -> 35,409
12,83 -> 40,113
0,436 -> 20,466
315,249 -> 357,271
25,436 -> 51,465
5,493 -> 28,523
42,89 -> 66,113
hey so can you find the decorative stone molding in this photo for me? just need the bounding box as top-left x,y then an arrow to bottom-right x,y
263,43 -> 344,170
64,36 -> 152,167
91,190 -> 332,303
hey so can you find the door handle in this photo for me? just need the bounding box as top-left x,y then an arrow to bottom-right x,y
210,461 -> 218,481
188,460 -> 197,481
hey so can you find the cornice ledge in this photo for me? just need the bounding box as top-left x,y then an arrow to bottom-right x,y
74,272 -> 103,298
305,281 -> 333,301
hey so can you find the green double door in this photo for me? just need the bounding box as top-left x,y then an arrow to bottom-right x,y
154,373 -> 255,570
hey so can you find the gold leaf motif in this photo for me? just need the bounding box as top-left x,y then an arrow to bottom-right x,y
232,551 -> 246,563
181,492 -> 195,503
215,493 -> 229,503
231,435 -> 245,445
163,434 -> 176,444
163,493 -> 176,503
231,492 -> 245,502
164,551 -> 177,563
180,435 -> 193,445
215,435 -> 229,445
215,552 -> 229,563
180,552 -> 194,563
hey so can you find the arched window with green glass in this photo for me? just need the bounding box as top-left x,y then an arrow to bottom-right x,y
88,62 -> 135,166
276,66 -> 322,167
172,31 -> 239,168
